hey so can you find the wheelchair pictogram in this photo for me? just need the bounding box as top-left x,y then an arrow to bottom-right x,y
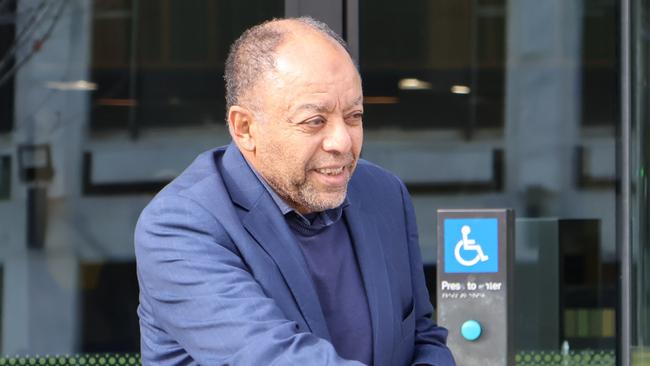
454,225 -> 489,267
444,217 -> 497,273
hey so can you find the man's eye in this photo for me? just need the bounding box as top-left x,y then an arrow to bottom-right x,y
347,112 -> 363,123
304,118 -> 325,126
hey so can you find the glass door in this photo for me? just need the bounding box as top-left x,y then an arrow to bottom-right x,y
355,0 -> 619,362
630,0 -> 650,363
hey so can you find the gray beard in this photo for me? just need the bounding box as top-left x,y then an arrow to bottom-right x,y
263,171 -> 348,213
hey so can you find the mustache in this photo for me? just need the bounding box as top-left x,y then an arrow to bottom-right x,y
307,152 -> 357,169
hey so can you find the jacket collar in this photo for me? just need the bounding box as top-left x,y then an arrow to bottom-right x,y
220,142 -> 332,340
344,182 -> 394,366
220,143 -> 263,211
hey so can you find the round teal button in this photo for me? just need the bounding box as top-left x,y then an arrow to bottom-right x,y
461,320 -> 482,341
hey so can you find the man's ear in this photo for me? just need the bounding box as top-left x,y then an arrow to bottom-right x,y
228,106 -> 257,151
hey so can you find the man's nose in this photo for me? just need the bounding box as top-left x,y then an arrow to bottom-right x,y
322,119 -> 353,153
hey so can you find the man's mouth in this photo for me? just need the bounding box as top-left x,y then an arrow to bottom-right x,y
315,166 -> 345,175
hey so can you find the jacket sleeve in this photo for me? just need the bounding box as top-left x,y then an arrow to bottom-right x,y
135,194 -> 363,366
398,181 -> 457,366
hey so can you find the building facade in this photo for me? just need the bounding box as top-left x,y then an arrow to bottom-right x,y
0,0 -> 647,365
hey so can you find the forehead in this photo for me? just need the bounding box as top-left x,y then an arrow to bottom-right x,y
258,33 -> 362,112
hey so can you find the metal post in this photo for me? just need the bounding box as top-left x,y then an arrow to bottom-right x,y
345,0 -> 359,65
619,0 -> 632,364
128,0 -> 139,140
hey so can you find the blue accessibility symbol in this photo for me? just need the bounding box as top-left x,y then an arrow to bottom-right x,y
444,218 -> 498,273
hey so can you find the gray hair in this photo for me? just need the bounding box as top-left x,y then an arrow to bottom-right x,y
224,17 -> 350,115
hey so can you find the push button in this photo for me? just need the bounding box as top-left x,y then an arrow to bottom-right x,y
461,320 -> 482,341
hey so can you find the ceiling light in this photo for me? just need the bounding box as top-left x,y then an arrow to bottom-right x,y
451,85 -> 471,94
46,80 -> 97,91
398,78 -> 432,90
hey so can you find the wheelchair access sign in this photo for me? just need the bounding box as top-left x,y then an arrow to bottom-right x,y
436,208 -> 515,366
444,218 -> 498,273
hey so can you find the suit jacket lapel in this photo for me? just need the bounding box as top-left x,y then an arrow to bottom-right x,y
220,143 -> 331,341
344,199 -> 394,366
242,201 -> 331,340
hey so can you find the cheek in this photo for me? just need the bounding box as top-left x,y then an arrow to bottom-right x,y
277,145 -> 310,176
351,127 -> 364,155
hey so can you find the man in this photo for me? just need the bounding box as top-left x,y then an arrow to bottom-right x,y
135,17 -> 455,366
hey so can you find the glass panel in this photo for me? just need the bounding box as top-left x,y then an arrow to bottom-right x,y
631,0 -> 650,362
360,0 -> 619,358
360,0 -> 504,132
90,0 -> 283,132
0,0 -> 283,357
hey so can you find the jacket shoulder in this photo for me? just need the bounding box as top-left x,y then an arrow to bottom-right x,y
349,159 -> 409,209
352,159 -> 405,191
135,146 -> 232,242
155,147 -> 226,199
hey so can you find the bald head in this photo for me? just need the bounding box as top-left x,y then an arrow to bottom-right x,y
224,17 -> 353,115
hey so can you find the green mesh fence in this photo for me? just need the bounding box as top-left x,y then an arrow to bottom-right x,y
0,354 -> 140,366
633,348 -> 650,365
0,350 -> 618,366
516,350 -> 615,366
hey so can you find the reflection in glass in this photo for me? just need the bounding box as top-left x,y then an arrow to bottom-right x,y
91,0 -> 283,134
360,0 -> 504,133
360,0 -> 618,358
0,0 -> 283,357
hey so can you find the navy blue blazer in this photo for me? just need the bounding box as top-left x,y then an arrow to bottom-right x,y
135,143 -> 455,365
